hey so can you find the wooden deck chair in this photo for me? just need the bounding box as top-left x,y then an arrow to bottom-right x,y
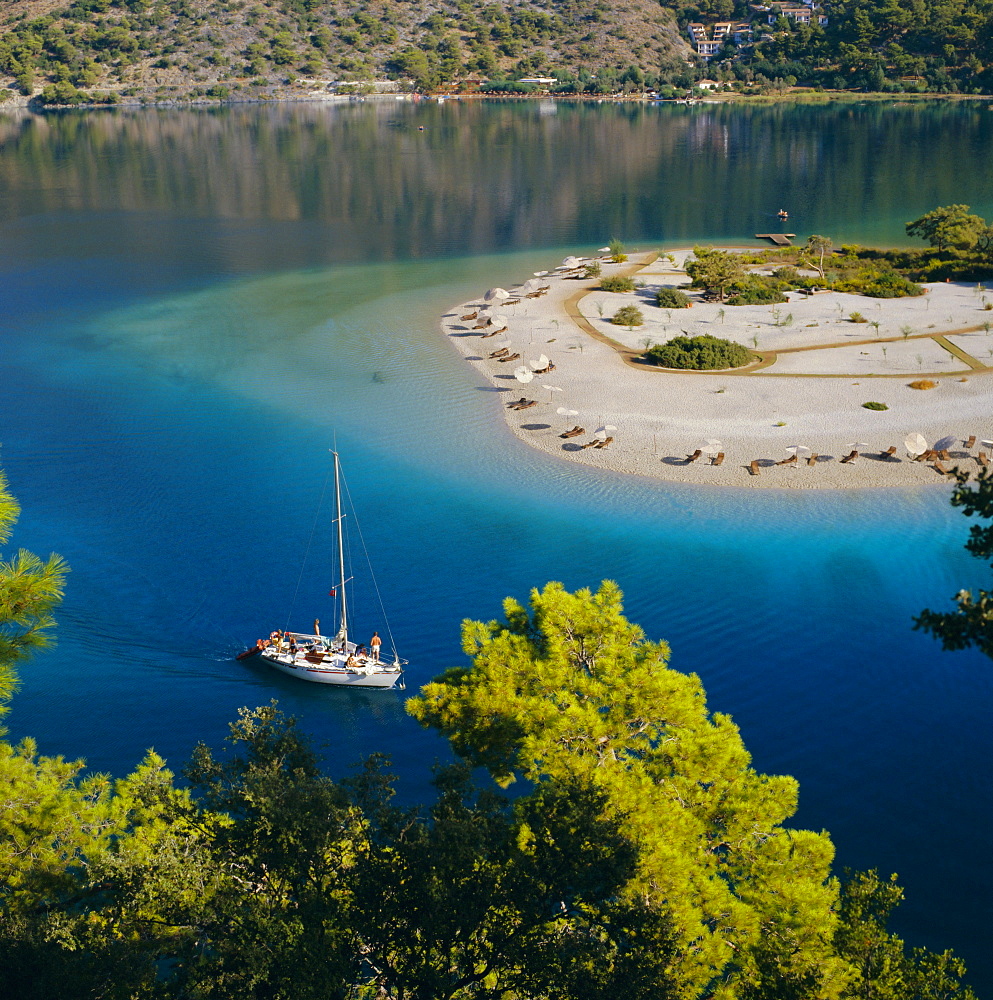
977,451 -> 989,468
497,353 -> 521,363
807,453 -> 819,466
480,329 -> 499,338
594,436 -> 613,449
966,435 -> 977,449
749,460 -> 761,476
840,450 -> 858,464
489,348 -> 510,359
711,452 -> 725,466
685,449 -> 702,463
461,310 -> 478,321
933,460 -> 950,475
776,454 -> 797,466
938,449 -> 950,460
880,446 -> 897,458
504,298 -> 521,306
506,397 -> 528,408
560,427 -> 585,439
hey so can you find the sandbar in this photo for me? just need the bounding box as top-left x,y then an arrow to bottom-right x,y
441,250 -> 993,488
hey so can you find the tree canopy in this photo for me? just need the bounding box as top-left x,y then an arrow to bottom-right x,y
906,205 -> 986,252
685,246 -> 746,302
915,467 -> 993,658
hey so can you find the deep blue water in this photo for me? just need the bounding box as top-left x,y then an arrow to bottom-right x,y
1,100 -> 991,989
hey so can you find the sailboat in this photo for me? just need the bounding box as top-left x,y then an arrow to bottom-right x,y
237,451 -> 405,689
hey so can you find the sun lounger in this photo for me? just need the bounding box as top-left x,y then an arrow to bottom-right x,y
497,353 -> 520,363
749,460 -> 761,476
776,454 -> 797,466
480,329 -> 500,338
933,460 -> 950,475
711,452 -> 725,466
593,436 -> 613,449
880,446 -> 897,457
807,453 -> 819,466
966,436 -> 976,449
685,449 -> 702,463
461,311 -> 478,321
489,348 -> 510,358
507,397 -> 529,408
840,450 -> 858,464
503,299 -> 521,306
532,363 -> 555,374
938,449 -> 950,460
977,452 -> 989,468
560,426 -> 585,439
507,398 -> 535,410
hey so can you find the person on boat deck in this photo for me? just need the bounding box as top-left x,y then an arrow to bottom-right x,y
370,632 -> 382,661
314,618 -> 320,637
356,644 -> 367,658
289,637 -> 297,655
346,653 -> 358,669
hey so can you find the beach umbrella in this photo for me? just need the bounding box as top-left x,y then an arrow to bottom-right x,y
542,384 -> 563,402
598,246 -> 611,253
904,432 -> 928,456
514,366 -> 535,383
560,256 -> 580,269
702,440 -> 722,456
483,287 -> 509,303
982,439 -> 993,450
847,442 -> 870,452
594,424 -> 618,440
556,406 -> 578,417
489,313 -> 508,327
933,434 -> 957,452
521,278 -> 541,294
786,445 -> 811,460
529,353 -> 550,371
533,270 -> 548,277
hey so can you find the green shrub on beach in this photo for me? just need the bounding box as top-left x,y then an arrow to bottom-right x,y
600,275 -> 636,292
645,335 -> 753,370
655,287 -> 690,308
583,260 -> 602,279
862,401 -> 889,410
611,305 -> 644,327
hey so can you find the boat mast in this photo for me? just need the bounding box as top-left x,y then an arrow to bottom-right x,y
333,450 -> 348,643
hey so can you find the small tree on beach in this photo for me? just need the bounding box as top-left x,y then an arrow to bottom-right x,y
906,205 -> 985,253
805,234 -> 832,281
684,247 -> 744,303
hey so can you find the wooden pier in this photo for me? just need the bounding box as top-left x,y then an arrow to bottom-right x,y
755,233 -> 796,246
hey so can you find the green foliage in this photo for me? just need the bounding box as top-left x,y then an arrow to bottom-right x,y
862,401 -> 888,410
582,259 -> 601,279
408,582 -> 848,996
833,269 -> 924,298
916,468 -> 993,658
685,246 -> 746,302
646,334 -> 753,370
654,286 -> 690,308
599,274 -> 635,292
906,205 -> 986,252
611,304 -> 643,327
725,274 -> 789,305
608,238 -> 627,262
850,311 -> 868,322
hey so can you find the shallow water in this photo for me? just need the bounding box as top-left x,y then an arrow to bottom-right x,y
1,99 -> 991,987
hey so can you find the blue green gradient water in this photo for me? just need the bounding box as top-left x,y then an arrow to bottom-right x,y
1,100 -> 991,987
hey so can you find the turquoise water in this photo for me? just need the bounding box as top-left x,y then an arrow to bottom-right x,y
1,100 -> 991,986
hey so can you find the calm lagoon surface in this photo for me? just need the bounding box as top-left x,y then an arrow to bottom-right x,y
1,99 -> 992,987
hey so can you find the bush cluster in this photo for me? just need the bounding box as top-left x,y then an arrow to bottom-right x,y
862,401 -> 889,410
611,305 -> 643,327
600,275 -> 635,293
655,287 -> 690,308
645,335 -> 753,370
725,276 -> 789,305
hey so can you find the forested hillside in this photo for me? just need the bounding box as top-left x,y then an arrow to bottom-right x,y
1,0 -> 993,105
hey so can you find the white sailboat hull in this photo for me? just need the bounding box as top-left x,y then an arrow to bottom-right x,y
257,648 -> 404,688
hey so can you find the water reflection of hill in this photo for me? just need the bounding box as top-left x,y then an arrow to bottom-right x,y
0,100 -> 992,270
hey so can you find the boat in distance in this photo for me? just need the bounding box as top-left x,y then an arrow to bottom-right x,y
237,451 -> 406,689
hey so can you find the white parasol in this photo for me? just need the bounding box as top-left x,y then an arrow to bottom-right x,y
597,246 -> 611,253
982,439 -> 993,449
933,434 -> 957,452
594,424 -> 617,440
702,438 -> 723,456
556,406 -> 578,417
513,366 -> 535,383
520,278 -> 541,294
904,432 -> 928,456
533,270 -> 548,277
489,313 -> 508,328
785,444 -> 811,458
483,287 -> 509,303
560,256 -> 580,269
542,384 -> 563,401
847,442 -> 870,452
529,353 -> 550,371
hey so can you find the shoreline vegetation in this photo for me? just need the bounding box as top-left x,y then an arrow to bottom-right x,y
443,220 -> 993,490
6,0 -> 993,109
